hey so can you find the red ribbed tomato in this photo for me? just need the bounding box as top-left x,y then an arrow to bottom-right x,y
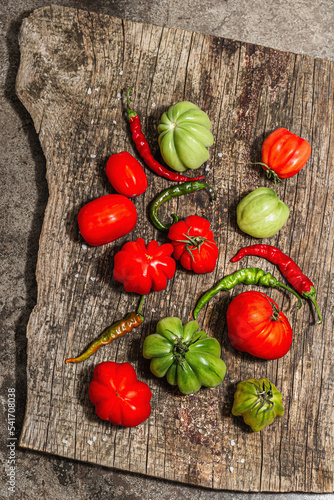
113,238 -> 176,295
89,362 -> 152,427
226,291 -> 293,360
106,151 -> 147,197
78,194 -> 137,246
260,128 -> 311,180
167,215 -> 219,274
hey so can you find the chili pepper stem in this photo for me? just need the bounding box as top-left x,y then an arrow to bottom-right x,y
303,293 -> 322,324
137,295 -> 146,316
275,283 -> 302,309
127,87 -> 137,120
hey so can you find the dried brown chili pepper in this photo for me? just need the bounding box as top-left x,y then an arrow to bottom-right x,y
126,88 -> 205,182
65,296 -> 145,363
231,245 -> 322,324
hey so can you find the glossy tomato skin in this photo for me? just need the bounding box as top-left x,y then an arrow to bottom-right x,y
89,361 -> 152,427
78,194 -> 137,246
261,128 -> 311,179
168,215 -> 219,273
105,151 -> 147,197
226,291 -> 293,360
113,238 -> 176,295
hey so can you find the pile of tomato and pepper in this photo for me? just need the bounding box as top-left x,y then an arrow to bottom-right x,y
65,88 -> 321,432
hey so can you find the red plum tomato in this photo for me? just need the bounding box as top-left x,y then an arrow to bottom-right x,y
105,151 -> 147,197
78,194 -> 137,246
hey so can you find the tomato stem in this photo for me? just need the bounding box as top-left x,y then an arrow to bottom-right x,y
174,227 -> 217,261
253,162 -> 284,193
250,380 -> 275,415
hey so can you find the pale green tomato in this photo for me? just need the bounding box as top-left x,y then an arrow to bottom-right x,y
158,102 -> 214,172
237,187 -> 289,238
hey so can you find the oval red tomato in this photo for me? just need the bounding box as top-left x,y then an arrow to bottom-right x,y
105,151 -> 147,197
261,128 -> 311,179
78,194 -> 137,246
167,215 -> 219,274
226,291 -> 293,360
89,361 -> 152,427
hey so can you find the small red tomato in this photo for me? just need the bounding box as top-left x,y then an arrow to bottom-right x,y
105,151 -> 148,197
78,194 -> 137,246
89,361 -> 152,427
167,215 -> 219,274
113,238 -> 176,295
226,291 -> 293,360
260,128 -> 311,180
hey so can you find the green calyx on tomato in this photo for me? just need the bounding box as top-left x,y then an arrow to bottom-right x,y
143,317 -> 226,395
158,102 -> 214,172
232,377 -> 284,432
237,187 -> 289,238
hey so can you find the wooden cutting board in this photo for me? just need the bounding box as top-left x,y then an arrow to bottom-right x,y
16,5 -> 333,492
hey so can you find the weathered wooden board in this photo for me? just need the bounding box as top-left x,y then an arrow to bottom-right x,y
16,5 -> 333,492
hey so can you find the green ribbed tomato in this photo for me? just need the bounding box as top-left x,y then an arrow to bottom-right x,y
157,102 -> 214,172
142,317 -> 226,395
232,378 -> 284,432
237,187 -> 289,238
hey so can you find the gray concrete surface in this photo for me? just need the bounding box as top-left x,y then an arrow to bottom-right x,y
1,1 -> 334,499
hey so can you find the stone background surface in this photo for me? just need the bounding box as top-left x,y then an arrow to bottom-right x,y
1,1 -> 333,499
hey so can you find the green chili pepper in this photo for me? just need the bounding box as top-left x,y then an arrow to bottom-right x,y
65,296 -> 145,363
193,267 -> 302,319
149,181 -> 216,232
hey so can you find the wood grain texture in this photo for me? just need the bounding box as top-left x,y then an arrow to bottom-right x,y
16,5 -> 333,492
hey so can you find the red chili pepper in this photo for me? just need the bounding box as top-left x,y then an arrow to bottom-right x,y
230,245 -> 322,324
126,88 -> 205,182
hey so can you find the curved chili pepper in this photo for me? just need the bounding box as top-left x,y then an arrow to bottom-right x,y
65,296 -> 145,363
193,267 -> 302,319
150,181 -> 216,232
127,88 -> 205,182
230,245 -> 322,324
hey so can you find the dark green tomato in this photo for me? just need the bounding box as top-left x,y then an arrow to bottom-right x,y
232,377 -> 284,432
142,317 -> 226,395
